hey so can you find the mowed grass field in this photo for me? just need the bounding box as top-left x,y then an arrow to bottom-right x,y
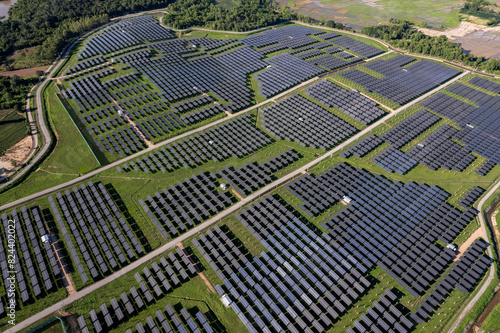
0,109 -> 27,155
276,0 -> 462,29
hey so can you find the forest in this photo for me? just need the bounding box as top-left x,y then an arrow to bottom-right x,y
362,20 -> 500,72
163,0 -> 313,31
0,0 -> 173,64
0,75 -> 38,111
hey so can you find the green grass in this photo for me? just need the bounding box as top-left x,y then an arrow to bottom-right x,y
283,0 -> 462,30
482,301 -> 500,332
0,109 -> 27,155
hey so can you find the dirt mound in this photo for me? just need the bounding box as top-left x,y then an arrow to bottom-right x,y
0,136 -> 32,172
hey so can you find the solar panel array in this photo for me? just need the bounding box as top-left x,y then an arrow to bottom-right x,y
139,172 -> 234,239
458,186 -> 484,208
217,149 -> 300,195
468,76 -> 500,94
0,207 -> 63,305
328,36 -> 383,58
406,124 -> 476,171
280,162 -> 480,288
118,114 -> 272,173
255,53 -> 325,98
240,25 -> 324,48
305,53 -> 361,71
379,109 -> 441,149
411,239 -> 491,323
48,181 -> 144,283
78,16 -> 174,59
371,145 -> 418,175
284,173 -> 341,217
475,159 -> 496,176
124,304 -> 214,333
421,79 -> 500,169
340,56 -> 460,105
77,248 -> 213,333
195,202 -> 371,333
347,289 -> 413,333
260,94 -> 358,149
256,35 -> 318,55
339,134 -> 384,158
305,79 -> 386,124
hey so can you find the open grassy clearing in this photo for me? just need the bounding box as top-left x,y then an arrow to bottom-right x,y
277,0 -> 460,30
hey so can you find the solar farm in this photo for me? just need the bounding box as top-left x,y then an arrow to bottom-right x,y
1,13 -> 500,333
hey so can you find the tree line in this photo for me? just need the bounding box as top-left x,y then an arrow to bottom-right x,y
0,0 -> 173,64
362,20 -> 500,72
163,0 -> 313,31
0,75 -> 37,111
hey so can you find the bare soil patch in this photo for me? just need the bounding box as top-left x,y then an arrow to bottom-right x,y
0,135 -> 32,171
454,227 -> 483,262
418,22 -> 500,59
0,65 -> 49,77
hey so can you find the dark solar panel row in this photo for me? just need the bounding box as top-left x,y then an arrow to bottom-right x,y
195,196 -> 369,333
179,103 -> 225,125
421,82 -> 500,165
468,76 -> 500,94
256,35 -> 318,55
305,79 -> 386,125
139,172 -> 234,239
412,239 -> 492,322
217,149 -> 300,195
339,134 -> 384,158
255,53 -> 325,98
170,94 -> 214,114
47,181 -> 143,283
63,55 -> 107,75
475,159 -> 496,176
371,145 -> 418,175
340,56 -> 460,105
82,249 -> 208,333
379,109 -> 441,149
118,114 -> 273,174
348,289 -> 413,333
406,124 -> 476,171
240,25 -> 324,48
328,35 -> 383,58
458,186 -> 485,208
285,173 -> 341,217
280,162 -> 479,295
0,206 -> 65,305
260,94 -> 358,149
306,53 -> 361,71
126,304 -> 214,333
77,16 -> 174,59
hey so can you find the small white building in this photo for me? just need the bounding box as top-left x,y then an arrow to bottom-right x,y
342,196 -> 352,204
41,235 -> 50,243
220,183 -> 229,190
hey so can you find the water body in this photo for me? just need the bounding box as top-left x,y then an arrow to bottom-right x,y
0,0 -> 17,20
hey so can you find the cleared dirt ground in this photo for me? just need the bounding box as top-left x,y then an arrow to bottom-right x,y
418,21 -> 500,59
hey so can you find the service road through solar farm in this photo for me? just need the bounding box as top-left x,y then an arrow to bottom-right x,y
0,14 -> 500,333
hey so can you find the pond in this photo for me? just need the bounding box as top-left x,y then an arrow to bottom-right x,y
0,0 -> 17,20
